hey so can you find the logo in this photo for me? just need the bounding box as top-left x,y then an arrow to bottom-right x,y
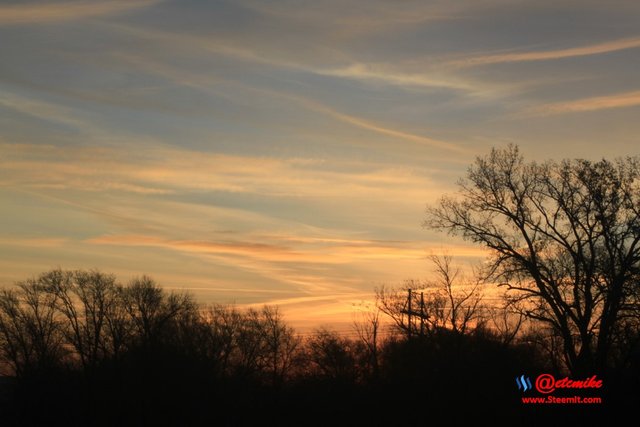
515,375 -> 532,392
535,374 -> 556,394
517,373 -> 604,405
534,374 -> 602,394
516,373 -> 603,393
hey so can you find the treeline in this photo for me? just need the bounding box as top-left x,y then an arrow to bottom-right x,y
0,268 -> 635,426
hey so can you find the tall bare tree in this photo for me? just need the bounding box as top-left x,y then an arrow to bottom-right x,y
306,328 -> 358,382
425,145 -> 640,374
352,303 -> 381,378
376,256 -> 483,338
425,254 -> 483,335
49,269 -> 120,370
0,276 -> 65,376
258,306 -> 300,386
102,283 -> 132,361
487,299 -> 526,346
200,304 -> 244,375
123,276 -> 195,347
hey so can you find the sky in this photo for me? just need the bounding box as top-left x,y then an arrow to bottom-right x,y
1,0 -> 639,330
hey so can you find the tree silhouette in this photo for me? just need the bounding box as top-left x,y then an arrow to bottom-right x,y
199,304 -> 245,376
258,306 -> 300,386
305,328 -> 359,383
352,304 -> 381,379
0,267 -> 630,425
424,254 -> 483,335
49,269 -> 121,370
426,145 -> 640,374
123,276 -> 196,348
0,276 -> 64,377
376,255 -> 484,338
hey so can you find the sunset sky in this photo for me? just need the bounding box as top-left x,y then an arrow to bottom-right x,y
1,0 -> 639,329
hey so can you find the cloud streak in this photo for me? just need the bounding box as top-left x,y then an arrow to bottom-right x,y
87,234 -> 430,265
1,138 -> 449,203
89,234 -> 305,261
0,91 -> 92,131
106,51 -> 464,153
0,237 -> 68,248
106,22 -> 496,98
0,0 -> 159,25
525,90 -> 640,116
318,63 -> 480,93
453,37 -> 640,67
288,93 -> 466,153
84,232 -> 437,301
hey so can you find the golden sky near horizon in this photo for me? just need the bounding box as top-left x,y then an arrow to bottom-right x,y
1,0 -> 639,329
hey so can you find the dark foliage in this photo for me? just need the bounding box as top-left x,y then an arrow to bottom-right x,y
0,268 -> 637,426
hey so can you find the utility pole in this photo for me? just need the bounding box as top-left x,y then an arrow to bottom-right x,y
420,292 -> 425,337
407,288 -> 412,339
402,289 -> 429,339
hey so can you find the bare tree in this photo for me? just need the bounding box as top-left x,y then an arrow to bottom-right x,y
425,254 -> 483,335
232,308 -> 268,377
0,289 -> 33,376
305,328 -> 359,382
488,298 -> 526,346
200,304 -> 244,375
352,302 -> 381,377
258,306 -> 300,386
123,276 -> 195,347
0,276 -> 65,376
102,283 -> 132,361
376,255 -> 483,338
197,304 -> 301,384
426,144 -> 640,374
49,269 -> 120,370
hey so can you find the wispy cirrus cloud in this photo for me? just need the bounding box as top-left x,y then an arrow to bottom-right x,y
452,37 -> 640,67
103,51 -> 464,153
524,90 -> 640,116
239,0 -> 458,30
317,63 -> 478,92
85,232 -> 435,300
104,22 -> 499,99
1,142 -> 448,201
86,234 -> 428,264
0,237 -> 68,248
283,92 -> 466,153
88,234 -> 307,262
0,91 -> 92,131
0,0 -> 159,25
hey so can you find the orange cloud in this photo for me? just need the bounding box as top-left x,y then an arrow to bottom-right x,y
525,90 -> 640,116
318,63 -> 477,92
0,0 -> 159,25
0,237 -> 68,248
246,293 -> 378,332
453,37 -> 640,67
86,234 -> 436,265
2,142 -> 450,204
84,233 -> 426,298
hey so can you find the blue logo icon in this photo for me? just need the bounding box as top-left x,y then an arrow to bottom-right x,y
516,375 -> 532,392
